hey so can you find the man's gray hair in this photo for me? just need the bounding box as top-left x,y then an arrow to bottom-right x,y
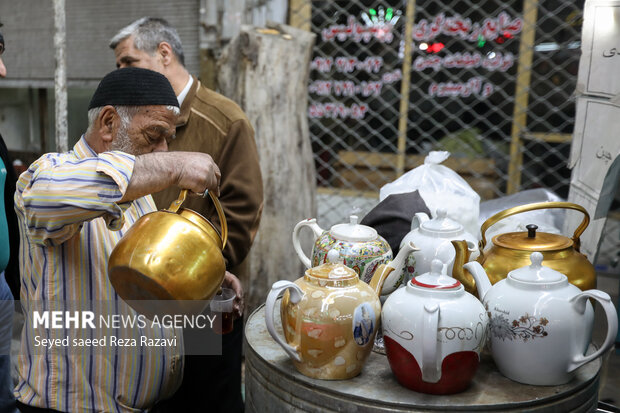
109,17 -> 185,66
86,105 -> 180,135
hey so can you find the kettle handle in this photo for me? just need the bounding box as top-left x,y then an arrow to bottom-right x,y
265,280 -> 303,362
168,189 -> 228,250
479,202 -> 589,253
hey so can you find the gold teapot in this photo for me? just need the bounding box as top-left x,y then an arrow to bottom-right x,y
451,202 -> 595,296
108,189 -> 227,316
265,242 -> 417,380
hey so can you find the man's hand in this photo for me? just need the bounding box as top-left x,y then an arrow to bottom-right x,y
221,271 -> 244,318
121,151 -> 221,202
176,152 -> 221,197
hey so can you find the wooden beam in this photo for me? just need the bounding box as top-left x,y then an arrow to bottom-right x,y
507,0 -> 539,194
522,132 -> 572,143
288,0 -> 311,31
317,187 -> 379,199
337,150 -> 497,176
396,0 -> 417,177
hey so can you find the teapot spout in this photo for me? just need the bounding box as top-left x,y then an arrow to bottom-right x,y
451,240 -> 479,296
369,242 -> 418,296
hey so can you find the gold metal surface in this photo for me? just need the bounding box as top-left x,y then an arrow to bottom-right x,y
472,202 -> 595,291
108,189 -> 228,315
479,202 -> 589,252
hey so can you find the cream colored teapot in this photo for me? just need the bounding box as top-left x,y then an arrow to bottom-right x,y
265,243 -> 417,380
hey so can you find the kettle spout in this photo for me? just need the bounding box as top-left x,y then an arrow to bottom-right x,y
369,241 -> 419,296
450,240 -> 479,296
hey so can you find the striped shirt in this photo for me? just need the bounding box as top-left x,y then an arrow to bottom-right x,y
14,137 -> 182,412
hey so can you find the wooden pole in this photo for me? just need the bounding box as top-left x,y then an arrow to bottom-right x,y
53,0 -> 68,152
288,0 -> 311,31
506,0 -> 539,194
218,24 -> 317,313
396,0 -> 416,177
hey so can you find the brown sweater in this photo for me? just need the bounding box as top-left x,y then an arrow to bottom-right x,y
152,78 -> 263,278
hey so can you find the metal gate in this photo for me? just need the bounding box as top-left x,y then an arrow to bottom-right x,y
290,0 -> 583,218
288,0 -> 619,273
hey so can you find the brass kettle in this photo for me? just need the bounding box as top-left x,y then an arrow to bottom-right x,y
108,189 -> 228,316
452,202 -> 595,296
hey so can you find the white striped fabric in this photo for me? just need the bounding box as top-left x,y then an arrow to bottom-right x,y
13,137 -> 182,412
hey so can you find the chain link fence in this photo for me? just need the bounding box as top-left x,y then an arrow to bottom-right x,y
288,0 -> 619,272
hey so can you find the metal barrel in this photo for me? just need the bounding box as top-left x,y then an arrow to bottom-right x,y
245,304 -> 601,412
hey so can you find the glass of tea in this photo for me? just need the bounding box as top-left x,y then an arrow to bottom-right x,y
210,288 -> 236,334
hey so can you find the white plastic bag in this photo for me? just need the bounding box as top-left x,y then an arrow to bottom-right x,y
380,151 -> 480,236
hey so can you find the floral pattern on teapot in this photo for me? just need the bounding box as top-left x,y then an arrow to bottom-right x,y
486,302 -> 549,342
311,232 -> 393,284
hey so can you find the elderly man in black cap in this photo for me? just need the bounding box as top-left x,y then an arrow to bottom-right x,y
13,67 -> 220,413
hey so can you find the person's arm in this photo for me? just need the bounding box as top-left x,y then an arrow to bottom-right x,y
17,150 -> 219,246
120,151 -> 220,202
212,119 -> 263,268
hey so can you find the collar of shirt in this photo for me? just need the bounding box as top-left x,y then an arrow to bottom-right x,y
177,75 -> 194,107
74,135 -> 98,159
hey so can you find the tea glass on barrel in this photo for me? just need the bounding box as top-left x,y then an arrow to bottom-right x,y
210,288 -> 236,335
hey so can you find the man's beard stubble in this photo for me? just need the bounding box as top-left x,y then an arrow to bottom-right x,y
109,122 -> 139,155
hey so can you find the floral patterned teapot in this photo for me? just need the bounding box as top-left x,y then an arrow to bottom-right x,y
461,251 -> 618,386
292,215 -> 393,287
381,259 -> 488,394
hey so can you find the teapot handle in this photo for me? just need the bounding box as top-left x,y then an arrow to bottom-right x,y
421,303 -> 441,383
292,219 -> 323,268
567,290 -> 618,372
265,280 -> 303,362
168,189 -> 228,250
479,202 -> 589,253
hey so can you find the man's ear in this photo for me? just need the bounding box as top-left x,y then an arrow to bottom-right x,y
97,106 -> 119,149
158,41 -> 175,66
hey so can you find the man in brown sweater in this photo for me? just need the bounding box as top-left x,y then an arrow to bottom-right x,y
110,17 -> 263,412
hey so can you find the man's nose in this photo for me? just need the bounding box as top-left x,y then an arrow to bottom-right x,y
0,58 -> 6,78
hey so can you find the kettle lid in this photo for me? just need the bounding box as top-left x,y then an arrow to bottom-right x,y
410,259 -> 461,290
330,215 -> 378,242
494,224 -> 572,251
508,252 -> 566,284
419,209 -> 464,237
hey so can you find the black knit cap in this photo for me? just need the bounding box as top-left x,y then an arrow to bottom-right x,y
88,67 -> 179,110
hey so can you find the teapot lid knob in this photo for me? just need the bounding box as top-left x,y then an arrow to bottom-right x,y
430,259 -> 444,274
529,251 -> 544,268
349,215 -> 359,225
326,249 -> 341,263
436,208 -> 447,219
526,224 -> 538,238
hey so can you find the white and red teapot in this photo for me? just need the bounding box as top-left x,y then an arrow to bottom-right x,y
381,259 -> 488,394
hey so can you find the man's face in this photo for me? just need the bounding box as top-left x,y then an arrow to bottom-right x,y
114,36 -> 164,73
110,105 -> 176,155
